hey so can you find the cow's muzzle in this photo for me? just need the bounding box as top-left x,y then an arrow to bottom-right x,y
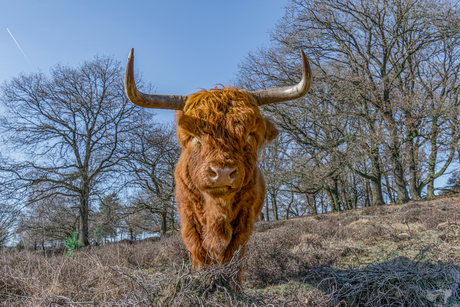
208,166 -> 238,187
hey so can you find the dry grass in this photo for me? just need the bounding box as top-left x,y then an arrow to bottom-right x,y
2,195 -> 460,306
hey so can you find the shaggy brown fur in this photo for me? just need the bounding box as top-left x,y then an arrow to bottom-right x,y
174,86 -> 278,289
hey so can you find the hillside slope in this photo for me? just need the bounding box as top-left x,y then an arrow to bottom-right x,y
1,195 -> 460,306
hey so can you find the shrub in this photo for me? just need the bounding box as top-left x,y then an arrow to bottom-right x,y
64,232 -> 84,257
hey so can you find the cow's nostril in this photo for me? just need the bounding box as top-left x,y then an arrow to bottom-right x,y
229,169 -> 237,179
209,166 -> 219,179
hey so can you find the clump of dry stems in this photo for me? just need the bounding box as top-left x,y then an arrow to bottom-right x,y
2,196 -> 460,306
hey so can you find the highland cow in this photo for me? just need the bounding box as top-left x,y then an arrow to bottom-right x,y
124,48 -> 311,289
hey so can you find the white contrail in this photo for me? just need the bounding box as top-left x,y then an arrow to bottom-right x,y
7,28 -> 32,67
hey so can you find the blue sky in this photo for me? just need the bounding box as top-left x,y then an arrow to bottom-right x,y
1,0 -> 286,121
1,1 -> 453,192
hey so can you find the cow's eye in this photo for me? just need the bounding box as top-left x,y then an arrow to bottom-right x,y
191,137 -> 201,147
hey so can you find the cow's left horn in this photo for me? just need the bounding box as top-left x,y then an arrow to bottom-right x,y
124,48 -> 187,110
249,50 -> 312,106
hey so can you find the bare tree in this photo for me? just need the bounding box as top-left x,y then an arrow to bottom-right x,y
93,193 -> 122,243
259,136 -> 289,220
238,0 -> 460,205
0,56 -> 145,245
16,192 -> 77,249
120,203 -> 156,240
124,122 -> 180,235
0,203 -> 17,248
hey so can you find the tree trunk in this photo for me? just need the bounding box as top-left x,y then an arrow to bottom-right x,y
364,179 -> 371,207
370,175 -> 385,205
407,125 -> 421,200
325,182 -> 340,212
130,229 -> 135,241
306,196 -> 312,216
340,180 -> 350,210
426,117 -> 439,198
361,99 -> 385,206
272,193 -> 279,220
390,145 -> 409,204
333,178 -> 342,211
170,207 -> 176,231
311,195 -> 318,215
78,182 -> 90,246
160,211 -> 167,236
384,171 -> 395,204
369,146 -> 385,205
285,188 -> 295,219
408,143 -> 420,200
265,196 -> 270,222
387,119 -> 410,204
353,194 -> 358,209
320,195 -> 325,214
419,125 -> 456,197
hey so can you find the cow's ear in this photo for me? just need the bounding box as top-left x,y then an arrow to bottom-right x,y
176,113 -> 205,147
264,117 -> 279,144
176,113 -> 200,137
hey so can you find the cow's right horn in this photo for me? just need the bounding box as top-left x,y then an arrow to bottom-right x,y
249,50 -> 312,106
124,48 -> 188,110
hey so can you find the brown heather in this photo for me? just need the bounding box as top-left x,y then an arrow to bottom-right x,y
2,195 -> 460,306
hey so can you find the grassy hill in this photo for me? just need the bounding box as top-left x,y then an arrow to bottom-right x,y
2,195 -> 460,306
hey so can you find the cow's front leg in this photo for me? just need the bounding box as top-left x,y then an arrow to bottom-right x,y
221,223 -> 252,293
179,213 -> 207,269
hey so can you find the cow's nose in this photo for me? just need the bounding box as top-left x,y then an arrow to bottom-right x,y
209,166 -> 237,186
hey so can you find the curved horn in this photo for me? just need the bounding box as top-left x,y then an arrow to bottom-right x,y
124,48 -> 187,110
250,50 -> 312,106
